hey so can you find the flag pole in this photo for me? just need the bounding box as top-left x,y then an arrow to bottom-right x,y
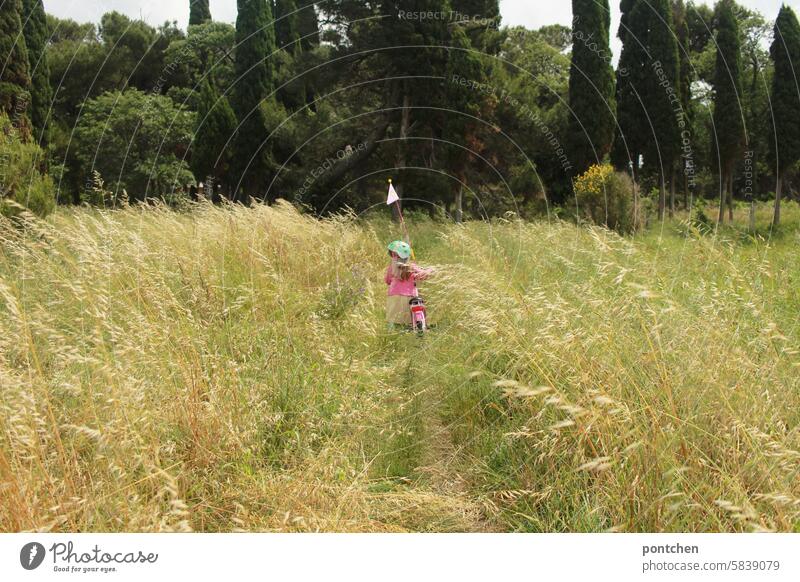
388,178 -> 415,261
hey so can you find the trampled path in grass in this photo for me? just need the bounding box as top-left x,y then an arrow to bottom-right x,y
1,201 -> 799,532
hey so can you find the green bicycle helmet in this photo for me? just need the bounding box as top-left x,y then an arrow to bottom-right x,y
387,240 -> 411,261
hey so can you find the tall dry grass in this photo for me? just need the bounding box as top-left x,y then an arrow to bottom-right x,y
1,201 -> 798,532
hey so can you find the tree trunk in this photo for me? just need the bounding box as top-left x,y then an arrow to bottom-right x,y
315,115 -> 391,191
727,173 -> 734,222
683,163 -> 689,210
774,173 -> 783,227
454,185 -> 463,223
658,177 -> 666,221
393,88 -> 411,223
669,166 -> 676,219
718,171 -> 727,224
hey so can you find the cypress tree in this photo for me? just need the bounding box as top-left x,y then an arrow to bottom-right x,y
22,0 -> 52,146
273,1 -> 306,112
673,1 -> 691,115
642,0 -> 681,220
297,2 -> 320,51
232,0 -> 275,199
294,1 -> 320,110
0,0 -> 31,129
451,0 -> 502,52
274,0 -> 300,53
769,4 -> 800,227
189,0 -> 212,26
673,0 -> 693,209
567,0 -> 616,175
192,79 -> 238,192
711,0 -> 744,224
611,0 -> 649,175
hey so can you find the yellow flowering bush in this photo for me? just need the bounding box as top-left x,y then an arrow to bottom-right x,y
573,164 -> 635,233
573,163 -> 615,197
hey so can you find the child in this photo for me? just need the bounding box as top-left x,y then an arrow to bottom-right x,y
385,240 -> 432,328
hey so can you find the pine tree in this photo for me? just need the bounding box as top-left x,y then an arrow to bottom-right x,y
22,0 -> 52,146
0,0 -> 31,130
232,0 -> 276,199
567,0 -> 616,175
711,0 -> 744,223
769,4 -> 800,227
642,0 -> 681,220
376,0 -> 453,206
192,79 -> 238,192
444,26 -> 486,222
189,0 -> 212,26
274,0 -> 300,53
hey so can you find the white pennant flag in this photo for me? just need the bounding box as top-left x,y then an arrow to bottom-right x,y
386,182 -> 399,205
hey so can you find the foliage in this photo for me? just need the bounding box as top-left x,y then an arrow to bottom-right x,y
191,78 -> 237,188
21,0 -> 52,146
4,0 -> 796,220
98,12 -> 185,93
496,26 -> 571,205
275,0 -> 301,53
769,5 -> 800,177
71,89 -> 195,202
611,0 -> 650,172
45,14 -> 96,43
189,0 -> 212,26
641,0 -> 682,177
567,0 -> 616,175
574,164 -> 635,233
46,12 -> 185,124
712,0 -> 745,174
0,113 -> 55,218
536,24 -> 572,52
673,0 -> 692,117
443,26 -> 489,216
685,1 -> 715,54
452,0 -> 502,52
297,2 -> 320,51
232,0 -> 276,198
0,0 -> 31,130
162,21 -> 236,93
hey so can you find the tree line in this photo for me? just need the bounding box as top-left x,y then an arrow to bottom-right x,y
0,0 -> 798,227
571,0 -> 800,228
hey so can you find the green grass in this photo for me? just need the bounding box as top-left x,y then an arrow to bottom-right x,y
1,200 -> 799,532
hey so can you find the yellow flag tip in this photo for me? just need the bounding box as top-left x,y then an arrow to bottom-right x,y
388,178 -> 392,184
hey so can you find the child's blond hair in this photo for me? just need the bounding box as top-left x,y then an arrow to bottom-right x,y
391,261 -> 412,281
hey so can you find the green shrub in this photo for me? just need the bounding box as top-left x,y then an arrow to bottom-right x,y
573,164 -> 635,233
0,113 -> 56,219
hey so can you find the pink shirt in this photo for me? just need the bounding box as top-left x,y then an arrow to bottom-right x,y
385,264 -> 431,297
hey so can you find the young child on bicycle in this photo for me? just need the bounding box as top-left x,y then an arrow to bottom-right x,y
385,240 -> 432,328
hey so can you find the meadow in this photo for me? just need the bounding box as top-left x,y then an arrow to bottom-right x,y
1,201 -> 799,532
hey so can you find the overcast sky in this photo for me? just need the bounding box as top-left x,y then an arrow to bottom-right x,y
46,0 -> 788,58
